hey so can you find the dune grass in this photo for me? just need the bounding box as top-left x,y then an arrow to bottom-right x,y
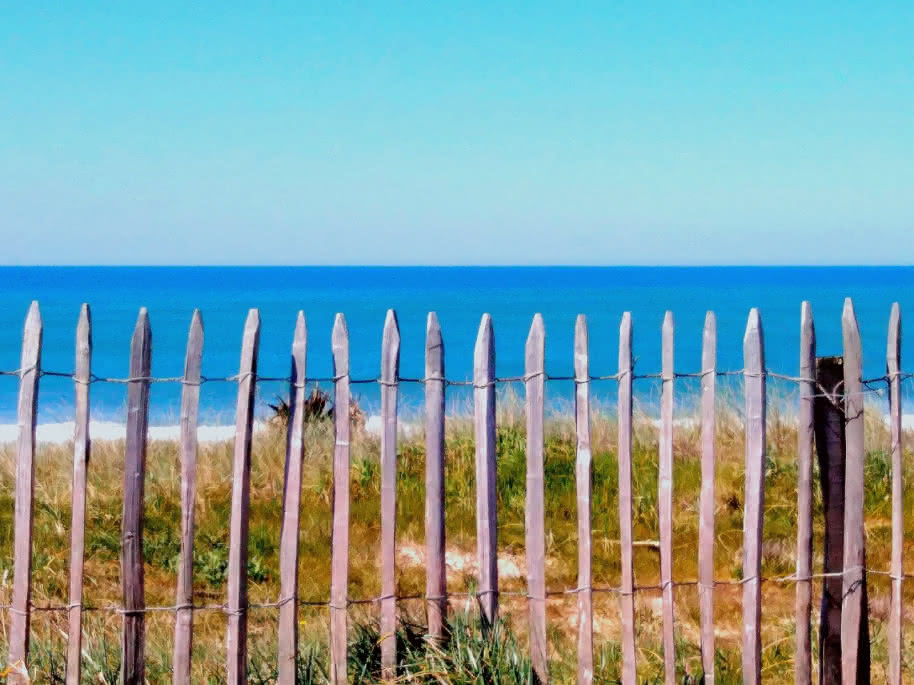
0,386 -> 912,682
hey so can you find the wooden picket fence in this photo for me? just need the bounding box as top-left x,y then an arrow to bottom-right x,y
0,298 -> 906,684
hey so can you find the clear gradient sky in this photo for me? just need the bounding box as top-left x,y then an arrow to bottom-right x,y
1,3 -> 911,265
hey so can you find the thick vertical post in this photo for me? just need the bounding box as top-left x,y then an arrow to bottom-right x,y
424,313 -> 447,640
887,303 -> 902,685
277,312 -> 306,684
66,305 -> 91,685
659,312 -> 676,685
742,308 -> 766,685
8,302 -> 42,685
525,314 -> 547,683
795,302 -> 815,685
574,315 -> 593,685
698,312 -> 716,683
172,311 -> 203,685
121,308 -> 151,685
617,312 -> 637,685
329,314 -> 351,685
225,310 -> 260,684
816,355 -> 846,685
474,314 -> 498,625
380,310 -> 401,679
841,298 -> 869,684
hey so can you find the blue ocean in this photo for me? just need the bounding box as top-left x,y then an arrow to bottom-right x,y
0,266 -> 911,425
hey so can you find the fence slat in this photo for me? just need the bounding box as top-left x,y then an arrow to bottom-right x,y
425,313 -> 447,641
887,303 -> 903,685
474,314 -> 498,625
121,308 -> 151,685
8,302 -> 42,685
330,314 -> 351,685
277,312 -> 306,684
698,312 -> 716,684
841,298 -> 868,683
172,310 -> 203,685
525,314 -> 547,682
617,312 -> 637,685
573,314 -> 593,685
380,310 -> 401,679
795,302 -> 815,685
659,312 -> 676,685
742,308 -> 766,685
225,309 -> 260,685
65,305 -> 91,685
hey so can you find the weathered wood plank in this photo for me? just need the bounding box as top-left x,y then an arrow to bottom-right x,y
525,314 -> 547,683
698,311 -> 716,684
121,308 -> 151,685
8,302 -> 42,685
742,308 -> 766,685
225,310 -> 260,685
65,305 -> 91,685
172,310 -> 203,685
425,313 -> 447,641
795,302 -> 815,685
617,312 -> 637,685
887,303 -> 902,685
277,312 -> 306,684
573,314 -> 593,685
329,314 -> 351,685
658,311 -> 676,685
380,310 -> 401,680
841,298 -> 869,684
474,314 -> 498,625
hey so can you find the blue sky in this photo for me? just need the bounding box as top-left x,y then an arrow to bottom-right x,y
1,3 -> 911,265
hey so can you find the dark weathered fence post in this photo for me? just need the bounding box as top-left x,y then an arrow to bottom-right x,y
225,310 -> 260,684
9,302 -> 42,685
121,308 -> 151,685
66,305 -> 91,685
424,313 -> 447,640
277,312 -> 306,684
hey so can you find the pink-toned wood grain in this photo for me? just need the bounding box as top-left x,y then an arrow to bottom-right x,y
658,312 -> 676,685
741,309 -> 766,685
8,302 -> 42,685
795,302 -> 815,685
698,312 -> 716,684
380,310 -> 401,680
525,314 -> 547,683
617,312 -> 637,685
329,314 -> 351,685
225,310 -> 260,684
277,312 -> 306,684
573,315 -> 593,685
65,305 -> 91,685
424,313 -> 447,640
887,303 -> 902,685
474,314 -> 498,625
